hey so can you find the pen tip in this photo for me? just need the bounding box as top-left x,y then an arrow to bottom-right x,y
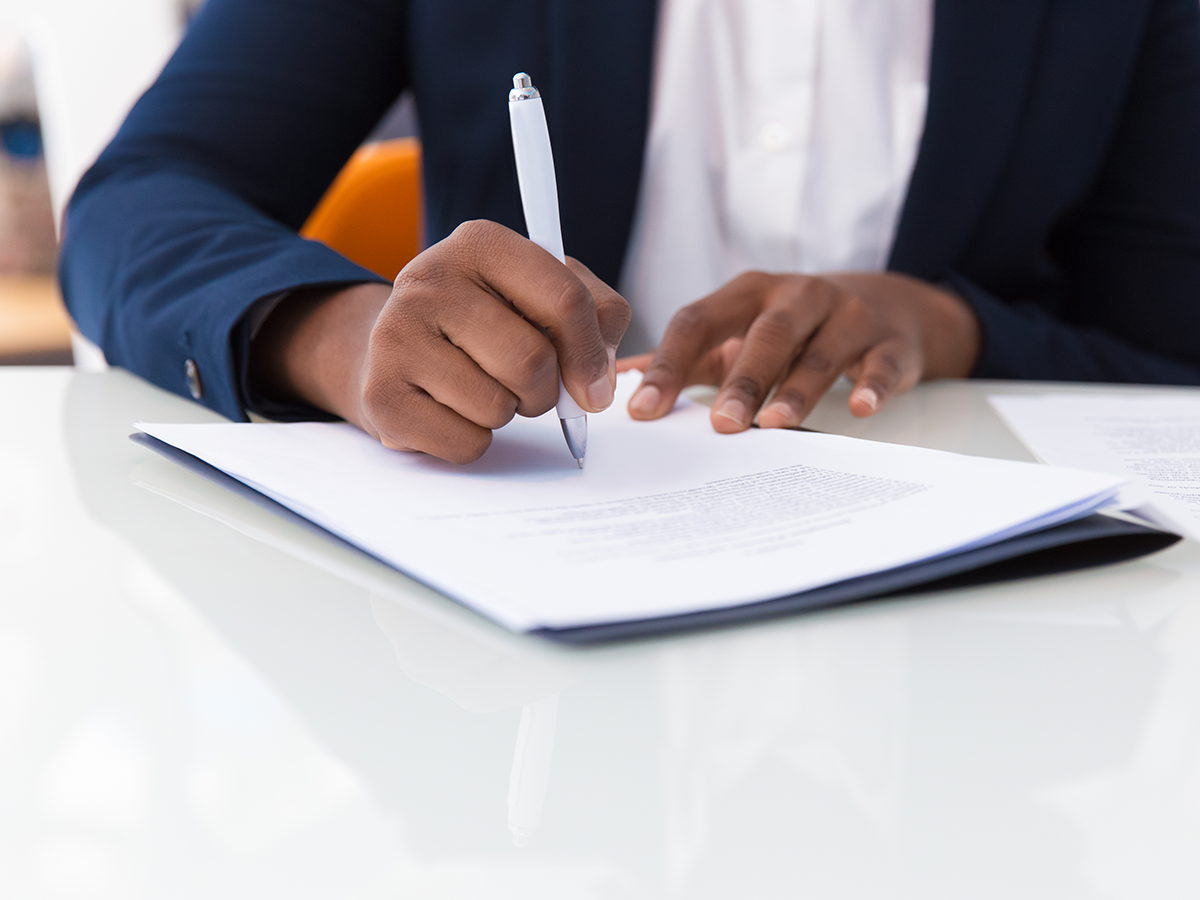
577,458 -> 584,469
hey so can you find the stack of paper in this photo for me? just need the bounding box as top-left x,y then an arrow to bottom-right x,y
133,375 -> 1135,637
990,392 -> 1200,541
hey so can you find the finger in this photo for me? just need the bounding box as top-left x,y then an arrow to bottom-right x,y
680,337 -> 746,387
444,221 -> 612,413
628,341 -> 741,420
412,340 -> 524,430
361,372 -> 494,465
567,258 -> 632,351
847,338 -> 922,418
629,274 -> 770,420
624,340 -> 739,385
434,289 -> 561,418
709,280 -> 840,432
623,338 -> 736,380
753,300 -> 874,430
567,257 -> 630,401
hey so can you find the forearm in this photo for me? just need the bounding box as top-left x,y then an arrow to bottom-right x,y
59,0 -> 409,418
60,169 -> 388,420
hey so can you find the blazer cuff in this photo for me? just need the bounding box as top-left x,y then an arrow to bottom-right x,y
936,270 -> 1200,385
188,245 -> 389,422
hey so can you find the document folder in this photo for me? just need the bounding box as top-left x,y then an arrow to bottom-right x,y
131,431 -> 1178,645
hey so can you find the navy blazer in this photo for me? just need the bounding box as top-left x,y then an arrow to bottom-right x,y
60,0 -> 1200,422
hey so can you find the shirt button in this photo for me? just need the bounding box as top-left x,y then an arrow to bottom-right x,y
185,358 -> 204,400
759,122 -> 793,153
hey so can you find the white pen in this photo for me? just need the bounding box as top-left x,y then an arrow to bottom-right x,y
508,72 -> 587,468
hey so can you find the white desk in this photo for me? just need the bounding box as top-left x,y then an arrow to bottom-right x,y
4,366 -> 1200,899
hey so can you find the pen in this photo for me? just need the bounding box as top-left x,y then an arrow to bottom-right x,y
508,72 -> 587,468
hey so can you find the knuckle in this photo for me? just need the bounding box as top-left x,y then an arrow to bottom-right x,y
393,253 -> 457,298
475,388 -> 519,430
448,219 -> 508,270
751,307 -> 799,347
772,386 -> 812,412
447,431 -> 493,465
797,347 -> 836,375
836,290 -> 869,321
645,354 -> 687,388
361,365 -> 413,418
764,271 -> 807,296
511,337 -> 558,392
867,352 -> 906,389
564,256 -> 596,283
667,303 -> 709,341
725,373 -> 767,401
551,276 -> 594,325
817,277 -> 844,302
449,218 -> 500,246
598,291 -> 632,336
875,352 -> 905,379
370,305 -> 428,361
785,276 -> 836,311
733,270 -> 772,292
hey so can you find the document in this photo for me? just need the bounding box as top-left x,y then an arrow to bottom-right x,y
136,375 -> 1123,634
990,392 -> 1200,541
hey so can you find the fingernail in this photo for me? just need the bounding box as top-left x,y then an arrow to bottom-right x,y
588,372 -> 615,410
606,346 -> 617,387
762,401 -> 797,426
714,398 -> 748,427
854,387 -> 879,412
629,384 -> 661,416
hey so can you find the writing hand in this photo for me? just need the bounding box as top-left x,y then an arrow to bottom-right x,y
250,220 -> 630,463
622,270 -> 980,431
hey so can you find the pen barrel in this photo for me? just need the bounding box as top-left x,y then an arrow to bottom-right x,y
556,376 -> 584,420
509,97 -> 566,264
510,94 -> 584,420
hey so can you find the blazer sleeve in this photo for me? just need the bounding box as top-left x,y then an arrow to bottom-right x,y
960,0 -> 1200,385
58,0 -> 407,420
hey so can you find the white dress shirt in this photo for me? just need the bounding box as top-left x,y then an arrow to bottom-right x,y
619,0 -> 934,352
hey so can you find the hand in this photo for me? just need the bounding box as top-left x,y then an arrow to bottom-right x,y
250,220 -> 631,463
620,270 -> 980,431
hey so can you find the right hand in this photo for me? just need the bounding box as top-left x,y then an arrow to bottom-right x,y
249,220 -> 630,463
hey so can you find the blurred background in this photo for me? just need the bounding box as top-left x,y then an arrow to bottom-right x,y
0,0 -> 416,369
0,0 -> 208,366
0,28 -> 68,364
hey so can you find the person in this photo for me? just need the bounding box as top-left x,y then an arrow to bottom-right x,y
60,0 -> 1200,464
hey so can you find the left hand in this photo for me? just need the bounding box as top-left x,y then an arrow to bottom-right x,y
618,270 -> 981,431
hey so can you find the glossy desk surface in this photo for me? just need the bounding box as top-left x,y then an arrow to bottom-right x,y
4,367 -> 1200,899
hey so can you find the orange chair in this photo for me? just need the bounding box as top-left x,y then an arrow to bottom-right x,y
301,137 -> 423,282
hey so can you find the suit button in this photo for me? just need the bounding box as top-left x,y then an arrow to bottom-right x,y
185,359 -> 204,400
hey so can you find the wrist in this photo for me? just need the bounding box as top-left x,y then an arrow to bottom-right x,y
922,280 -> 981,379
249,282 -> 391,423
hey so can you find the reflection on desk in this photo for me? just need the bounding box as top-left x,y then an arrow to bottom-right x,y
2,367 -> 1199,898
